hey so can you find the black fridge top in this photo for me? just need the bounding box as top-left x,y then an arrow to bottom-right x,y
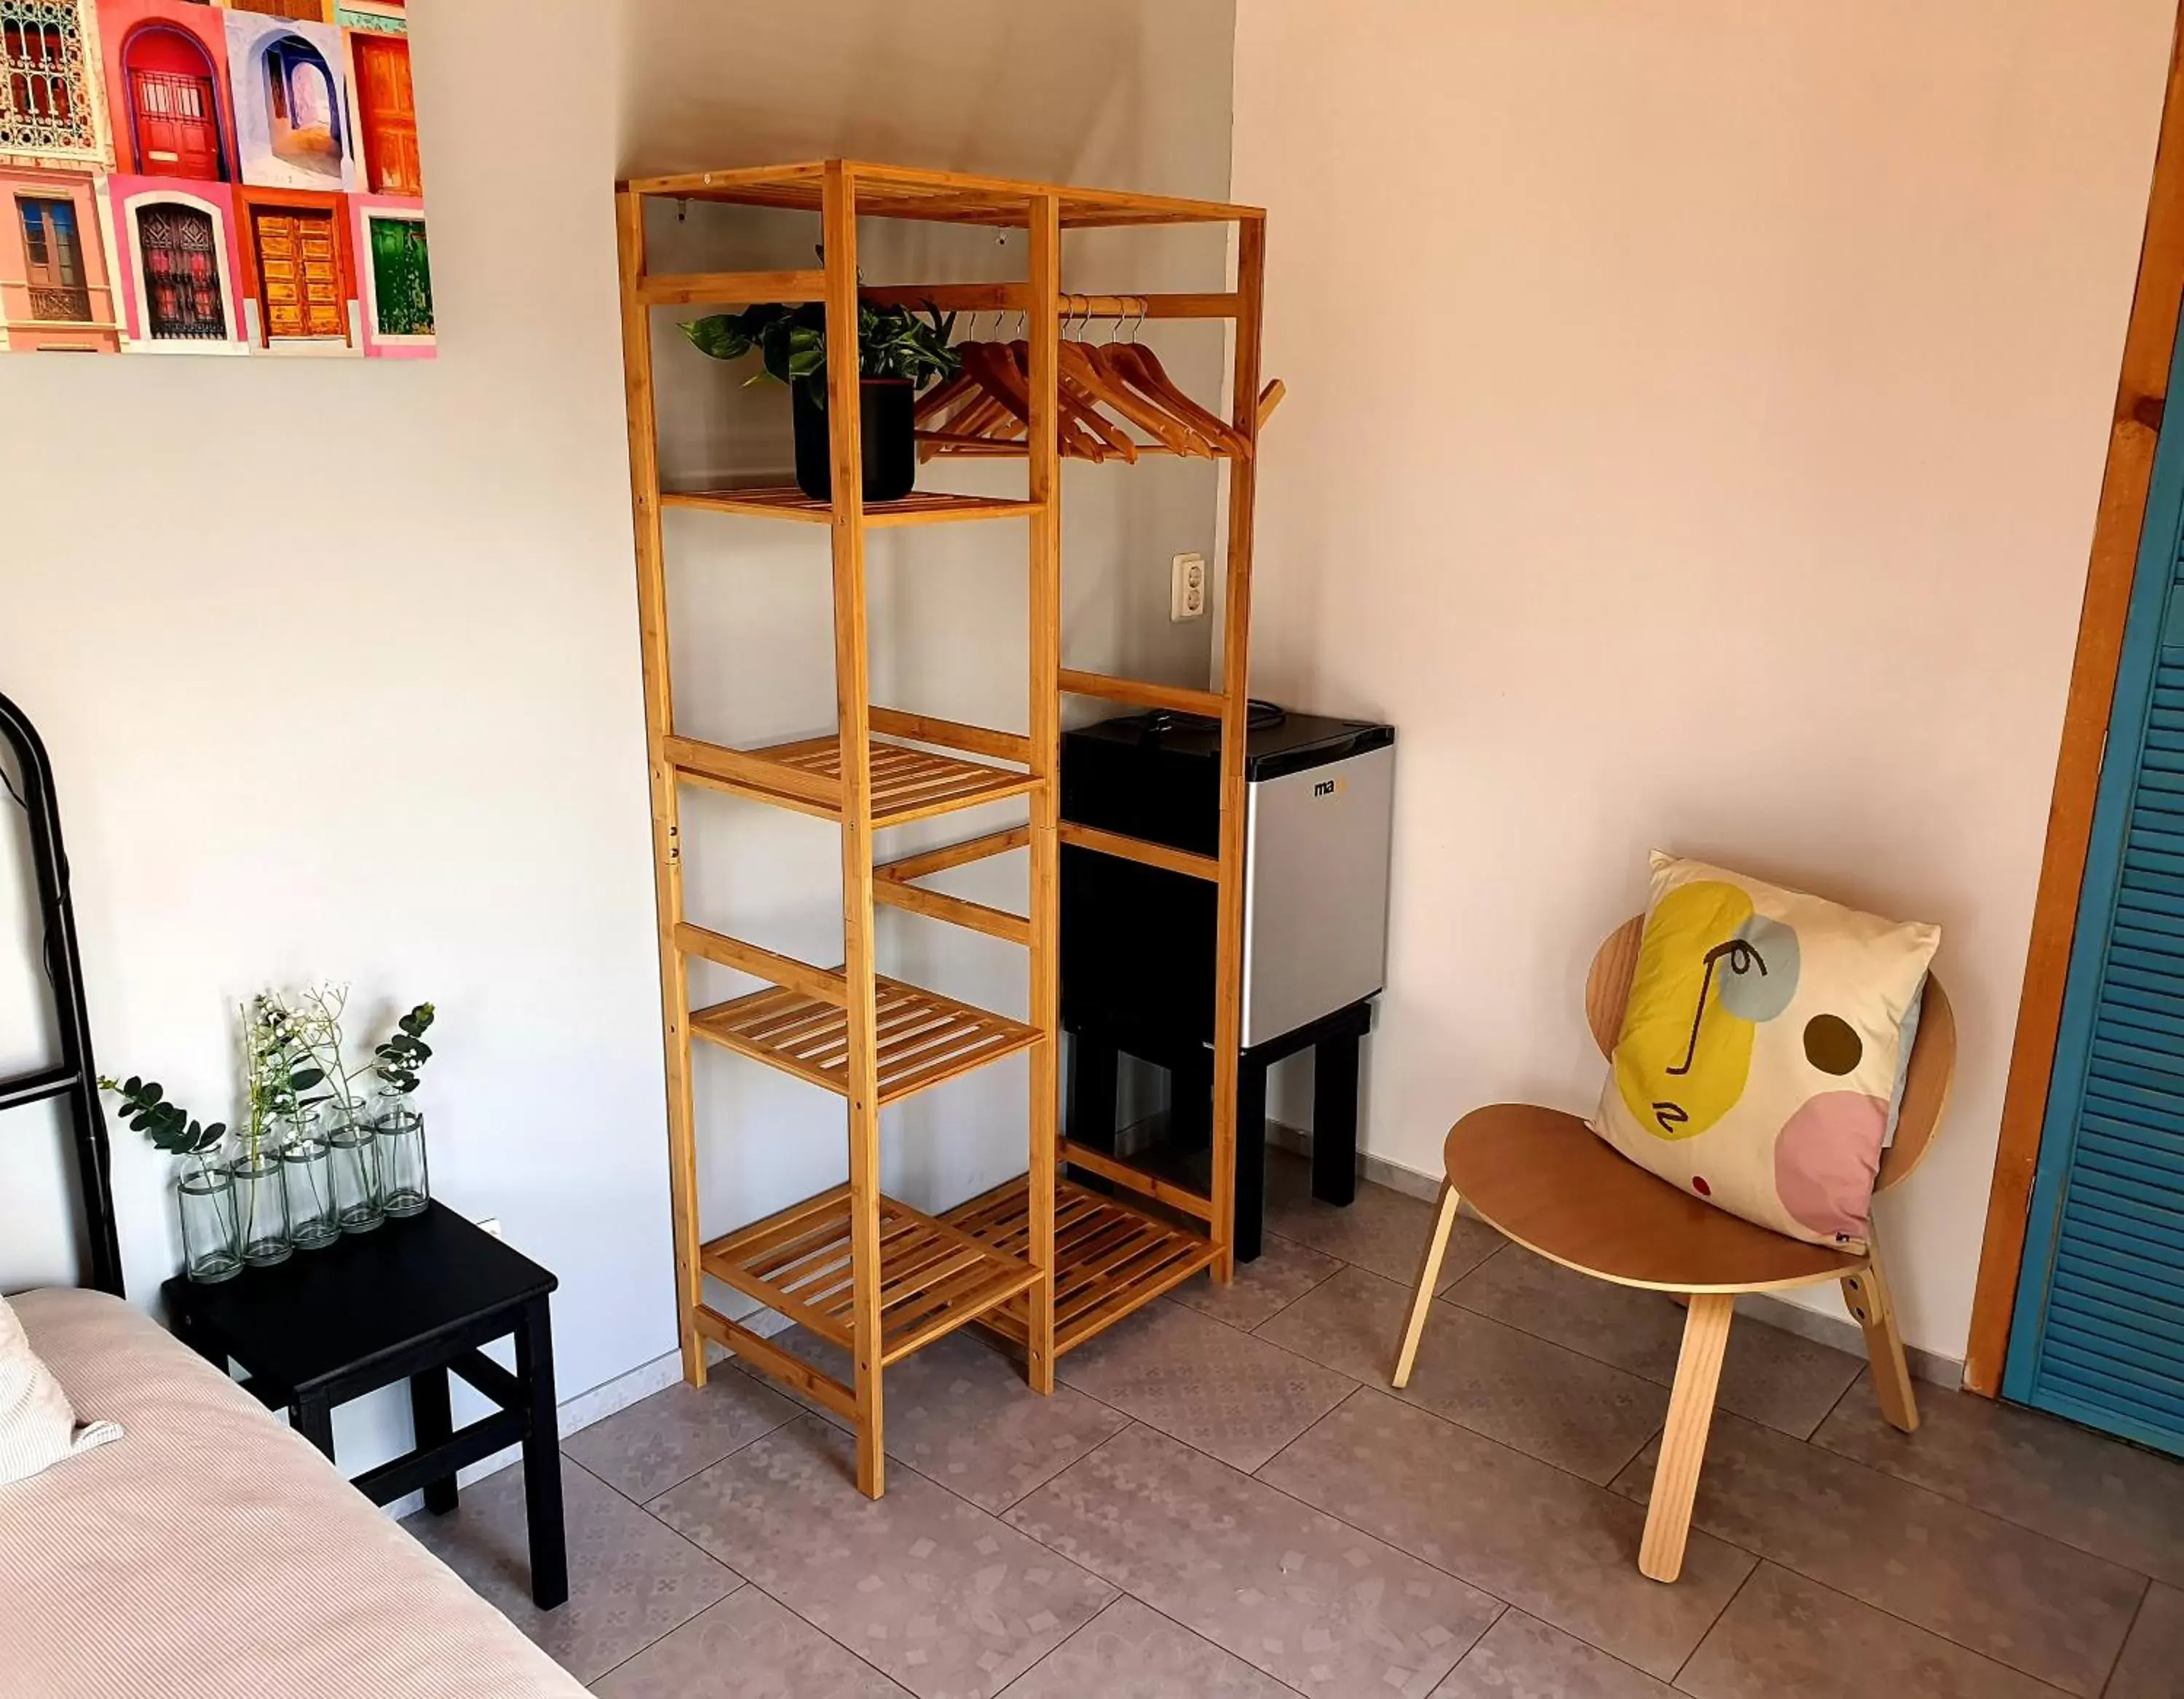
1063,706 -> 1394,783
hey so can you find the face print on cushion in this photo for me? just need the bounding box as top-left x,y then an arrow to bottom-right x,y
1615,881 -> 1803,1140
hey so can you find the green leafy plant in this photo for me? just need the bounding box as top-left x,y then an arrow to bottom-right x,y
98,1076 -> 226,1160
372,1003 -> 437,1096
682,298 -> 959,394
283,983 -> 367,1116
247,994 -> 323,1152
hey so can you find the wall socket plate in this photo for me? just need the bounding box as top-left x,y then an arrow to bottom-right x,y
477,1217 -> 505,1240
1171,552 -> 1207,622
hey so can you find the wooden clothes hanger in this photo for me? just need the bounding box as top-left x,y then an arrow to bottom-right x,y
912,303 -> 1268,462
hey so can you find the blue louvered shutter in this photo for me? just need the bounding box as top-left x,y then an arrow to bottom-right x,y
2006,382 -> 2184,1454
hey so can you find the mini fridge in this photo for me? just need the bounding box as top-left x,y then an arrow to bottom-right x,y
1059,707 -> 1396,1051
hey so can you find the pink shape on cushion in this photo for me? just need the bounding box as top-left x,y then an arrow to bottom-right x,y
1774,1090 -> 1888,1241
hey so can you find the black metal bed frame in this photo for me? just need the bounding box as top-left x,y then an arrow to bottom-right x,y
1,692 -> 124,1296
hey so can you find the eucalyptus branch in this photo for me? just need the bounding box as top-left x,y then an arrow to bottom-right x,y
98,1075 -> 226,1165
371,1003 -> 436,1096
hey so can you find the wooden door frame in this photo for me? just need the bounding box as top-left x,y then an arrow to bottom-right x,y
1964,8 -> 2184,1398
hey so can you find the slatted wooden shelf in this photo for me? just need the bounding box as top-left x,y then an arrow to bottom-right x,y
625,159 -> 1262,229
662,486 -> 1042,527
943,1179 -> 1219,1355
673,733 -> 1040,826
692,974 -> 1041,1104
701,1186 -> 1040,1366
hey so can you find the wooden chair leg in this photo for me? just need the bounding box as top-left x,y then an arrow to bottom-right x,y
1639,1291 -> 1734,1583
1842,1245 -> 1919,1433
1392,1182 -> 1463,1388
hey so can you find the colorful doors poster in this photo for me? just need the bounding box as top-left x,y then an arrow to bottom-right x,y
0,0 -> 433,357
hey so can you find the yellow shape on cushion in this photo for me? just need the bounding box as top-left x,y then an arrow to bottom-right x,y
1615,880 -> 1757,1140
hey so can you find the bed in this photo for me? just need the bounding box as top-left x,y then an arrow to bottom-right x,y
1,1285 -> 587,1698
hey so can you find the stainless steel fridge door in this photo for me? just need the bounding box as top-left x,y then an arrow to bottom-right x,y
1241,742 -> 1395,1047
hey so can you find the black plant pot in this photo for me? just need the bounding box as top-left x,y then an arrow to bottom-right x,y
791,376 -> 917,504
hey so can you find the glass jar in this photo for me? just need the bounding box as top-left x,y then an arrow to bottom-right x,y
229,1146 -> 292,1267
178,1159 -> 242,1284
324,1097 -> 385,1235
280,1123 -> 340,1251
373,1088 -> 430,1219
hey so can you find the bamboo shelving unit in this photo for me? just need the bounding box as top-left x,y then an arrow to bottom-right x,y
614,159 -> 1266,1497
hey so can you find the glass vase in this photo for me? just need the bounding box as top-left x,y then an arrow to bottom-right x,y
325,1098 -> 384,1235
373,1089 -> 430,1219
280,1125 -> 340,1251
178,1159 -> 242,1284
229,1146 -> 292,1267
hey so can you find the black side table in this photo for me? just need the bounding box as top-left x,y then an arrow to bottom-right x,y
162,1201 -> 568,1609
1069,997 -> 1374,1262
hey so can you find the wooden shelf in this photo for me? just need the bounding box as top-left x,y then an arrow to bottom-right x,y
692,974 -> 1042,1104
670,733 -> 1041,826
624,159 -> 1263,229
943,1179 -> 1218,1355
700,1186 -> 1040,1366
662,486 -> 1041,527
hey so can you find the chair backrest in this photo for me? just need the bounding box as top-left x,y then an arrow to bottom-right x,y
1585,914 -> 1956,1192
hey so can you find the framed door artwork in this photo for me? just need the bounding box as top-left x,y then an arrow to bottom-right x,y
123,23 -> 224,180
351,31 -> 416,197
363,205 -> 427,340
248,197 -> 344,344
0,0 -> 432,359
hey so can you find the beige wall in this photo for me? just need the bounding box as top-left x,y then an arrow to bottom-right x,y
1233,0 -> 2175,1358
0,0 -> 1233,1470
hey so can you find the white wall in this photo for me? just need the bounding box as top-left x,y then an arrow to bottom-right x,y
1233,0 -> 2174,1359
1,0 -> 1234,1463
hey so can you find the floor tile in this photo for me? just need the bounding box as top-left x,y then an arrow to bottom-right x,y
1006,1422 -> 1500,1699
592,1585 -> 911,1698
734,1326 -> 1131,1513
1056,1300 -> 1355,1472
1612,1413 -> 2143,1697
1446,1245 -> 1861,1439
566,1374 -> 802,1503
649,1416 -> 1113,1699
1427,1611 -> 1677,1698
997,1596 -> 1304,1698
403,1455 -> 737,1684
1259,1388 -> 1749,1679
1813,1374 -> 2184,1588
1676,1564 -> 2067,1699
1167,1232 -> 1342,1331
1257,1264 -> 1665,1484
1262,1152 -> 1500,1291
2105,1583 -> 2184,1699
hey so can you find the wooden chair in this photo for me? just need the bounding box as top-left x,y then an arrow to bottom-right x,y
1393,916 -> 1956,1583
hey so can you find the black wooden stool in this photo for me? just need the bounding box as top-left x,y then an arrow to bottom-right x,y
1067,997 -> 1373,1261
164,1201 -> 567,1609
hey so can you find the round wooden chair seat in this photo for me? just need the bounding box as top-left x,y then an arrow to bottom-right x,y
1443,1104 -> 1864,1294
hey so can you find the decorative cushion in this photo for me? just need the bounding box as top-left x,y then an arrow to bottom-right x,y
0,1291 -> 122,1488
1589,852 -> 1940,1251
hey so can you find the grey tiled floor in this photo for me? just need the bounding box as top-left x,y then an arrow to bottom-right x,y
409,1152 -> 2183,1698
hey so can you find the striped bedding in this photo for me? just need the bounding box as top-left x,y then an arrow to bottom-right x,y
0,1288 -> 584,1699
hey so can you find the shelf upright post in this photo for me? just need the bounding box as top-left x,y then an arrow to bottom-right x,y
820,162 -> 888,1497
1024,191 -> 1063,1393
615,186 -> 707,1387
1208,213 -> 1268,1283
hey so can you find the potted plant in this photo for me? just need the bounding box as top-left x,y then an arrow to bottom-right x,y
682,293 -> 959,503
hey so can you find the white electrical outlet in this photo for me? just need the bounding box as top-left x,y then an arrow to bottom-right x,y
1171,552 -> 1207,622
478,1217 -> 504,1240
